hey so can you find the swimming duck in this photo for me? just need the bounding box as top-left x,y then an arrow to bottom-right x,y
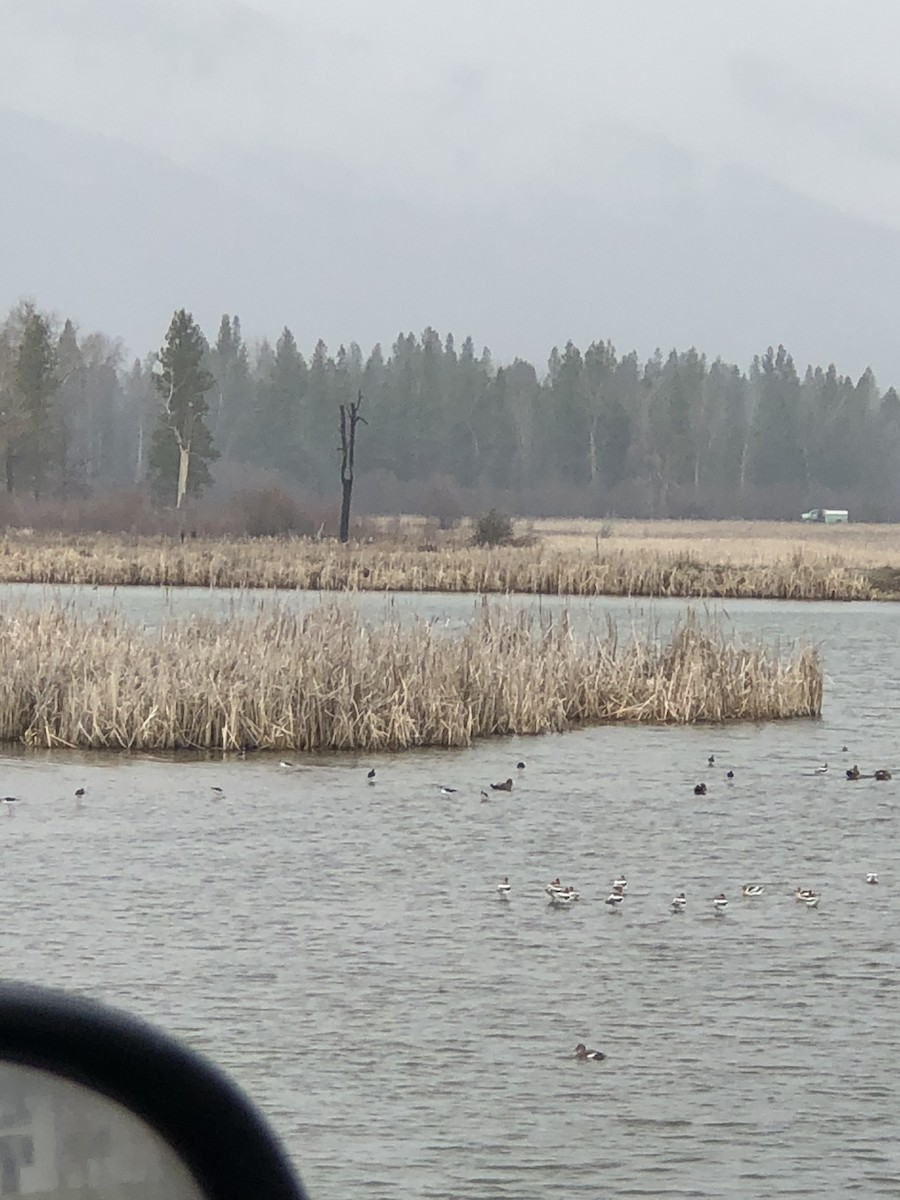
279,760 -> 293,769
726,770 -> 734,780
866,872 -> 879,885
814,763 -> 828,775
742,884 -> 764,897
713,893 -> 728,913
74,787 -> 85,798
440,786 -> 458,796
547,888 -> 579,905
846,765 -> 860,780
491,778 -> 513,792
367,768 -> 376,781
612,877 -> 627,892
694,783 -> 707,796
480,790 -> 489,802
516,761 -> 525,770
708,755 -> 715,766
874,769 -> 892,781
497,876 -> 511,897
605,887 -> 625,907
803,893 -> 820,908
794,887 -> 816,901
574,1043 -> 606,1062
671,892 -> 687,912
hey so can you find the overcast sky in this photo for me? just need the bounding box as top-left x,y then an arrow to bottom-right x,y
2,0 -> 900,380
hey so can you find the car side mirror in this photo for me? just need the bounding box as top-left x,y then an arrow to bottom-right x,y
0,983 -> 309,1198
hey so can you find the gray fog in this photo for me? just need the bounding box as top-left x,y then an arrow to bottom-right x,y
2,0 -> 899,379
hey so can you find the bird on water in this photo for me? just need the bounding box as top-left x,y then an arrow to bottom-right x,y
575,1043 -> 606,1062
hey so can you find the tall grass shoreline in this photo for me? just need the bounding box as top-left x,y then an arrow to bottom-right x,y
0,604 -> 822,751
0,530 -> 890,600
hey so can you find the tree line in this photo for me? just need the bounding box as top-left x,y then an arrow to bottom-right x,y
0,300 -> 898,526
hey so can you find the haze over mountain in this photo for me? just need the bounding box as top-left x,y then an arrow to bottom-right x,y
3,0 -> 900,383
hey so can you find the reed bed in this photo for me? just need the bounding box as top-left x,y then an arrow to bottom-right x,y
0,604 -> 822,751
0,532 -> 880,599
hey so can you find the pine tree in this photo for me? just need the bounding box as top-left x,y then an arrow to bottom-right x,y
12,309 -> 59,499
148,309 -> 217,508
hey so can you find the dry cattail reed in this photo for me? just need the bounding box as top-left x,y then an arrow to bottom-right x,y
0,530 -> 885,599
0,604 -> 822,751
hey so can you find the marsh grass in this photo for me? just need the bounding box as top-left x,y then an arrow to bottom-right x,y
0,531 -> 877,599
0,604 -> 822,751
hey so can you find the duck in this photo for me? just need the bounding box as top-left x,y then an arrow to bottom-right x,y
547,888 -> 579,906
605,887 -> 625,908
480,790 -> 489,802
846,765 -> 860,780
742,884 -> 764,897
440,786 -> 458,796
866,872 -> 879,885
694,783 -> 707,796
874,769 -> 892,781
671,892 -> 687,912
708,755 -> 715,766
74,787 -> 85,798
794,887 -> 816,901
279,760 -> 293,769
491,778 -> 513,792
814,763 -> 828,775
367,768 -> 376,781
726,770 -> 734,780
612,876 -> 627,892
574,1043 -> 606,1062
713,893 -> 728,913
803,893 -> 820,908
497,876 -> 511,898
516,761 -> 526,770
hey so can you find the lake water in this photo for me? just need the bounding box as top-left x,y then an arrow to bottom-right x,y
1,586 -> 899,1198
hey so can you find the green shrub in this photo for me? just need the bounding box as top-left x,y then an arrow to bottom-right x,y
473,509 -> 514,546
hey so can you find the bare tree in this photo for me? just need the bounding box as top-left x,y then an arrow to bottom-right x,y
338,391 -> 366,543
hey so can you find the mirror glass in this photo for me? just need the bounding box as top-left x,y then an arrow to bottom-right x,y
0,1061 -> 204,1198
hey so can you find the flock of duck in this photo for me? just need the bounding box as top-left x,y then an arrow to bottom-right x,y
692,754 -> 892,796
494,873 -> 881,914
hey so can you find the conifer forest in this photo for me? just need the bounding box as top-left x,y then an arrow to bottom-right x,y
1,301 -> 898,530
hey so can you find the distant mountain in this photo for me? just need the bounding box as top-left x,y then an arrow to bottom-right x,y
3,108 -> 900,385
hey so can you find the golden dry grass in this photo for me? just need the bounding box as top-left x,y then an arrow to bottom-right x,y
528,517 -> 900,568
0,521 -> 894,598
0,604 -> 821,750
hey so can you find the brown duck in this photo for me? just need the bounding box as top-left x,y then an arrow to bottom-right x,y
490,778 -> 513,792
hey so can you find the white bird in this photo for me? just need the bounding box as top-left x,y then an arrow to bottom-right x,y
612,876 -> 627,892
605,887 -> 625,908
794,887 -> 816,901
866,872 -> 879,885
671,893 -> 687,912
279,761 -> 293,769
497,876 -> 511,898
548,890 -> 579,906
713,893 -> 728,913
742,884 -> 764,897
814,763 -> 828,774
440,786 -> 458,796
804,893 -> 820,908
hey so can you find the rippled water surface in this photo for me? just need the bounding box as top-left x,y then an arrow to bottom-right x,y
2,587 -> 900,1197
